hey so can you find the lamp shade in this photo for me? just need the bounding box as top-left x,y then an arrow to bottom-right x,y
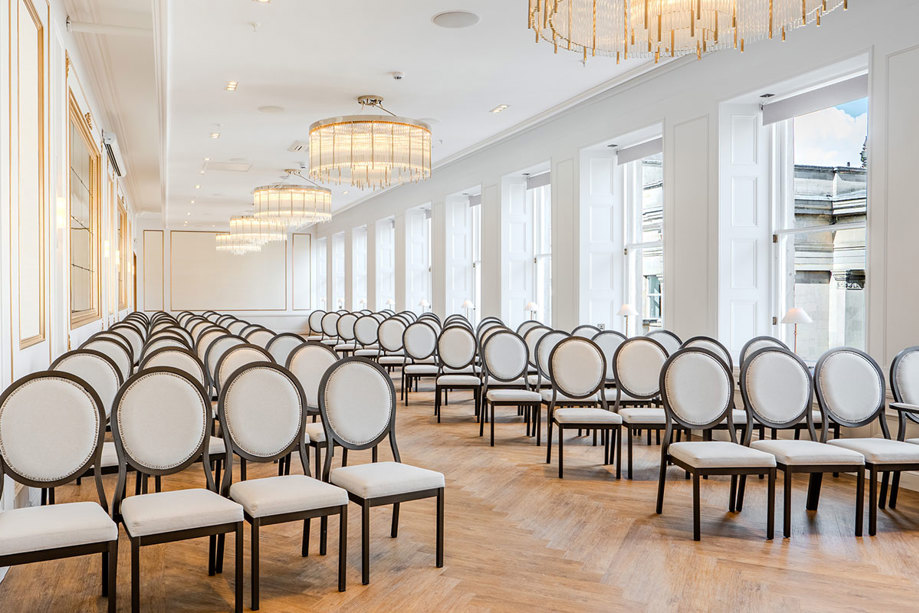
385,298 -> 395,306
419,298 -> 431,308
462,299 -> 475,309
781,307 -> 813,325
617,303 -> 639,317
525,301 -> 538,312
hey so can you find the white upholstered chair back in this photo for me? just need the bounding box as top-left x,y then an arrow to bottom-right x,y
378,318 -> 407,353
644,329 -> 682,356
142,336 -> 188,359
814,348 -> 886,429
523,325 -> 551,368
682,336 -> 733,368
82,337 -> 132,381
0,372 -> 105,486
287,342 -> 339,407
403,322 -> 438,361
111,324 -> 144,360
337,313 -> 358,341
482,331 -> 528,383
321,312 -> 341,338
204,334 -> 247,386
891,346 -> 919,425
535,330 -> 568,380
613,336 -> 669,400
246,328 -> 276,349
215,344 -> 275,393
51,350 -> 123,419
218,363 -> 306,463
516,320 -> 542,337
661,348 -> 735,431
548,337 -> 606,400
571,324 -> 601,339
308,310 -> 326,335
196,328 -> 227,363
740,347 -> 813,429
319,358 -> 397,453
354,315 -> 380,346
266,333 -> 305,367
227,319 -> 249,336
437,326 -> 477,370
591,330 -> 627,382
139,347 -> 207,388
739,336 -> 789,365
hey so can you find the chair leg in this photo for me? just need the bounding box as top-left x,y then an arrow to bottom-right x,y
855,467 -> 865,537
545,417 -> 553,464
391,502 -> 400,537
240,458 -> 247,481
692,473 -> 701,541
106,540 -> 117,613
436,488 -> 445,568
766,469 -> 775,540
302,518 -> 310,556
627,431 -> 633,480
208,535 -> 216,575
216,533 -> 225,574
490,404 -> 495,446
131,537 -> 140,612
480,400 -> 487,438
616,427 -> 623,479
102,548 -> 109,597
729,475 -> 737,512
314,444 -> 322,480
784,471 -> 793,538
879,472 -> 889,510
558,427 -> 564,479
154,476 -> 162,492
869,466 -> 878,536
361,502 -> 371,585
736,475 -> 747,511
435,386 -> 441,422
336,506 -> 348,592
320,516 -> 328,555
372,445 -> 378,462
890,471 -> 901,509
251,520 -> 260,610
655,449 -> 667,514
805,473 -> 823,511
235,523 -> 244,613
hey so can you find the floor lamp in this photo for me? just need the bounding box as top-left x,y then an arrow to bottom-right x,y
462,299 -> 475,320
525,301 -> 539,321
781,307 -> 812,354
617,303 -> 639,335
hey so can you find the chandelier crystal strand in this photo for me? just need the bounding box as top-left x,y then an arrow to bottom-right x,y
215,232 -> 260,255
229,215 -> 286,246
530,0 -> 848,62
308,96 -> 431,190
252,184 -> 332,228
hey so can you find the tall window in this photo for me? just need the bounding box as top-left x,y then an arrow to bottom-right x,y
471,198 -> 482,323
331,232 -> 345,310
406,206 -> 431,314
623,152 -> 663,333
529,181 -> 552,325
352,226 -> 368,309
773,96 -> 868,361
315,237 -> 327,309
376,218 -> 395,310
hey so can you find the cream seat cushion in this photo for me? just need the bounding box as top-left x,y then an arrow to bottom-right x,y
486,389 -> 542,402
101,440 -> 119,468
540,389 -> 597,404
527,374 -> 547,387
828,438 -> 919,464
334,343 -> 356,352
378,356 -> 405,365
553,408 -> 622,425
229,475 -> 348,517
668,441 -> 777,469
620,407 -> 667,424
208,436 -> 226,456
404,364 -> 439,375
0,502 -> 117,556
599,388 -> 643,403
437,374 -> 481,386
319,339 -> 338,346
354,349 -> 378,357
330,461 -> 444,499
751,439 -> 864,465
305,422 -> 326,443
121,488 -> 243,537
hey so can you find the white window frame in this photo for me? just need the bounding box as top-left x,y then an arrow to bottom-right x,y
622,153 -> 664,335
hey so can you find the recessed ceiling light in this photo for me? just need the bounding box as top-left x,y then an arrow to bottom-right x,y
186,212 -> 191,216
204,157 -> 210,161
210,132 -> 220,139
258,105 -> 285,114
199,170 -> 205,175
253,0 -> 270,3
343,191 -> 349,195
225,80 -> 238,92
195,185 -> 200,189
490,104 -> 509,114
432,11 -> 479,28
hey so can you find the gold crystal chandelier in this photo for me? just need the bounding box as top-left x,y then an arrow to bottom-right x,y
528,0 -> 848,62
228,215 -> 285,246
215,232 -> 261,255
309,95 -> 431,190
252,172 -> 332,228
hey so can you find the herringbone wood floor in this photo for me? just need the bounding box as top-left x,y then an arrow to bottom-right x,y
2,380 -> 919,612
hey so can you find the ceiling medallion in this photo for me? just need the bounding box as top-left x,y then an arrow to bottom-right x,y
528,0 -> 848,62
252,172 -> 332,228
309,95 -> 431,190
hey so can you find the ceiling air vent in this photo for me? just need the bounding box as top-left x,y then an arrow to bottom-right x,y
288,140 -> 308,153
204,161 -> 251,172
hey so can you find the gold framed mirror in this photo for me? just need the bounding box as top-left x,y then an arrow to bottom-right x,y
69,91 -> 101,328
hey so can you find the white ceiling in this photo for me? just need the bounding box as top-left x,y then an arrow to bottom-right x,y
75,0 -> 659,227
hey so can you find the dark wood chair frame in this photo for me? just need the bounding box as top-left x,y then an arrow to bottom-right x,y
814,347 -> 910,536
434,326 -> 481,424
217,362 -> 348,608
739,347 -> 864,537
319,358 -> 445,585
655,348 -> 776,541
400,321 -> 440,406
111,367 -> 244,613
571,324 -> 601,338
375,319 -> 407,374
480,331 -> 541,446
545,338 -> 619,478
887,346 -> 919,509
352,314 -> 382,359
203,333 -> 248,396
0,372 -> 118,612
333,313 -> 359,357
264,332 -> 306,368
